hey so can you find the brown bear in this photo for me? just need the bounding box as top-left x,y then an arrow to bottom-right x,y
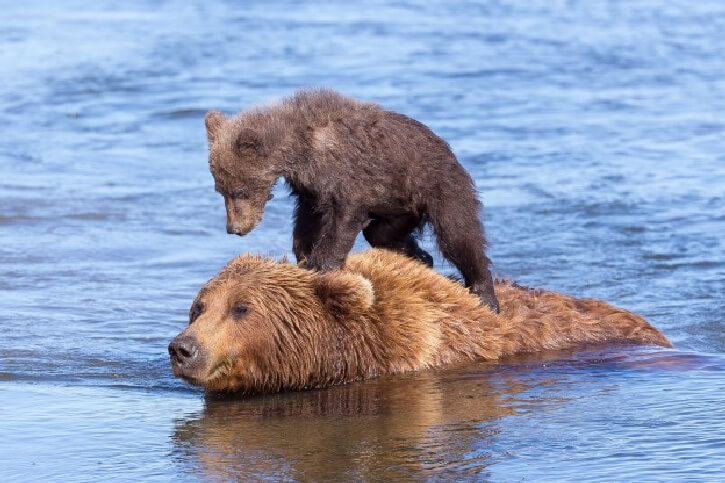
169,249 -> 670,394
204,89 -> 500,312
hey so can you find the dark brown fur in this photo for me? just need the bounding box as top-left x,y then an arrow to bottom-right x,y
169,249 -> 671,394
205,89 -> 499,312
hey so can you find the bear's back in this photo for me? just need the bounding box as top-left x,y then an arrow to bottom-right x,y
343,249 -> 499,367
343,249 -> 671,363
344,249 -> 481,311
286,89 -> 372,125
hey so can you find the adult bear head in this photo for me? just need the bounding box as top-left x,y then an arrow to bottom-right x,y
169,254 -> 377,394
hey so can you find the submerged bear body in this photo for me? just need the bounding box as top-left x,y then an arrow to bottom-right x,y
169,249 -> 670,394
204,89 -> 499,312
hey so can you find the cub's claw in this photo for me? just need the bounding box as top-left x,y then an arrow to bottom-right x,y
471,282 -> 500,314
412,248 -> 434,268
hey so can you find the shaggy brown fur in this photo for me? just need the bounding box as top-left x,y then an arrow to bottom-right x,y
169,249 -> 670,394
205,89 -> 499,312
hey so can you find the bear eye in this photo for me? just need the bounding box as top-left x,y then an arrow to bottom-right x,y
231,303 -> 249,320
189,301 -> 204,324
231,188 -> 248,199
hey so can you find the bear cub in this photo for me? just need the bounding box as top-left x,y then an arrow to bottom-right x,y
205,89 -> 499,312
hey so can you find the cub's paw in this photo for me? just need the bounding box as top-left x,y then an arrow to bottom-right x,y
411,248 -> 434,268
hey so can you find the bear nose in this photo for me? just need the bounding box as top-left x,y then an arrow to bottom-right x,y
168,336 -> 199,367
226,223 -> 249,236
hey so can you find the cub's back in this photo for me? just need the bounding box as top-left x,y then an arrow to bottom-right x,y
297,90 -> 459,168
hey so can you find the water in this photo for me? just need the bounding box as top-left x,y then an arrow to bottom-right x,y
1,0 -> 724,480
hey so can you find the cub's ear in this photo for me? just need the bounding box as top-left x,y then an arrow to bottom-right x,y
314,271 -> 375,318
205,111 -> 227,143
234,127 -> 264,154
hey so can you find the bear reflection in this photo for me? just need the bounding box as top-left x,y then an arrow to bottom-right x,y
171,363 -> 563,481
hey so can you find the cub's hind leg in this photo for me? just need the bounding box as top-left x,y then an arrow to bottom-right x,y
363,214 -> 433,267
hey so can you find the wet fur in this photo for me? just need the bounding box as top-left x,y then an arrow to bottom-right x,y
206,89 -> 499,311
173,249 -> 670,394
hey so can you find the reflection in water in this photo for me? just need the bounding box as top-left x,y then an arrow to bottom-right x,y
171,347 -> 722,481
171,358 -> 574,481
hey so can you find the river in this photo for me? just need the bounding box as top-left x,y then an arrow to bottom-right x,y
1,1 -> 724,481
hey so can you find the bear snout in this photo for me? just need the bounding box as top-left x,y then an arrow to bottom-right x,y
169,335 -> 201,373
226,222 -> 252,236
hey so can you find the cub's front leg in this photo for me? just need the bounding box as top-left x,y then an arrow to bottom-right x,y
303,207 -> 366,272
292,194 -> 324,265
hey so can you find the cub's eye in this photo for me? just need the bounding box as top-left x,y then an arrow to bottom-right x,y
189,301 -> 204,324
231,303 -> 249,320
231,188 -> 248,199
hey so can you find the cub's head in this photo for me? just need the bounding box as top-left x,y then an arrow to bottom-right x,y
205,112 -> 278,236
169,255 -> 375,393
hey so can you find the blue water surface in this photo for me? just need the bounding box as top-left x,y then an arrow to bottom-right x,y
1,1 -> 724,481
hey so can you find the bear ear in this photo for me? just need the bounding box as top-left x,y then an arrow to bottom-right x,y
314,271 -> 375,318
205,111 -> 227,143
234,127 -> 264,154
